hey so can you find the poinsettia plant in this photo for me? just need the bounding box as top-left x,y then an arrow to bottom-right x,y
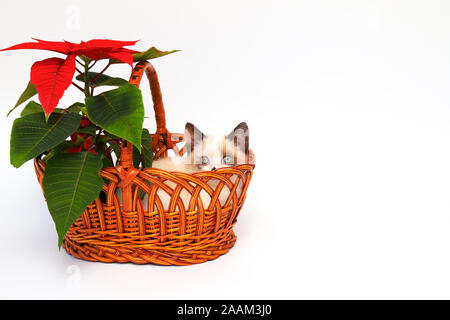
2,39 -> 177,247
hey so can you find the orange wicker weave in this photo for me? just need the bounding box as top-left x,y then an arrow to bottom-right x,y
33,61 -> 255,265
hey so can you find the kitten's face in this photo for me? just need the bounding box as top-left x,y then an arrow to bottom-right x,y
185,122 -> 249,171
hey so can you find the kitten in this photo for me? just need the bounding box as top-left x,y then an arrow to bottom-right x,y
148,122 -> 250,210
152,122 -> 249,173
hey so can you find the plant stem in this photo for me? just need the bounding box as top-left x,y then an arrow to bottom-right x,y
95,128 -> 103,143
71,81 -> 84,92
90,62 -> 111,83
88,60 -> 97,70
75,58 -> 85,67
83,61 -> 90,98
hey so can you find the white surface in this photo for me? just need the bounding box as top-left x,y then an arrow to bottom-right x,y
1,0 -> 450,299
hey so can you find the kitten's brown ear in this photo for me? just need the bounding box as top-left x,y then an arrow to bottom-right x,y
185,122 -> 204,153
227,122 -> 249,153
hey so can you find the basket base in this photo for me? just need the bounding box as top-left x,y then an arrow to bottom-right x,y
62,232 -> 237,265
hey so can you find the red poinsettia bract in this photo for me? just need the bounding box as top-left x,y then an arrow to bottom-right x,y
30,55 -> 76,116
1,39 -> 139,117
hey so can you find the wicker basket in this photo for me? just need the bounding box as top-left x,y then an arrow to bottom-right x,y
33,61 -> 255,265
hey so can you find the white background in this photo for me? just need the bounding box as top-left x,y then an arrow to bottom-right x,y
0,0 -> 450,299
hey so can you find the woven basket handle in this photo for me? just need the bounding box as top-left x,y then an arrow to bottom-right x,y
119,61 -> 171,168
129,61 -> 166,131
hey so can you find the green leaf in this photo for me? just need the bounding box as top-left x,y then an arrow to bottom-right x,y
85,84 -> 144,152
93,136 -> 106,155
102,156 -> 114,168
10,112 -> 81,168
77,123 -> 97,136
7,82 -> 37,117
20,101 -> 43,117
133,145 -> 141,169
43,152 -> 104,248
141,128 -> 153,169
66,102 -> 85,114
132,129 -> 153,169
136,129 -> 153,199
75,72 -> 129,88
110,47 -> 179,64
132,47 -> 180,62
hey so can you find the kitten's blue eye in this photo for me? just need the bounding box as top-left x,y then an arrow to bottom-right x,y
223,155 -> 233,164
201,156 -> 209,165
